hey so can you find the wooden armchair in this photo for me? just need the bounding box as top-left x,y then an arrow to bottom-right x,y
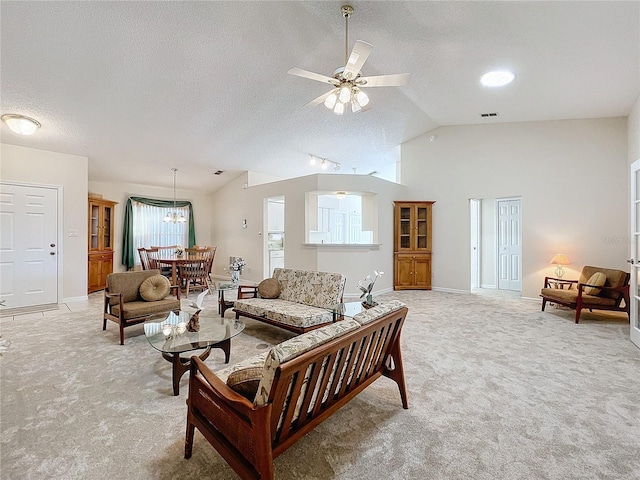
103,269 -> 181,344
540,265 -> 630,323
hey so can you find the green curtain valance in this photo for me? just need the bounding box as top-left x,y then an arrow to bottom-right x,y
122,196 -> 196,269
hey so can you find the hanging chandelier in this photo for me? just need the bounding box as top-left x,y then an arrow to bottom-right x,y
163,168 -> 187,224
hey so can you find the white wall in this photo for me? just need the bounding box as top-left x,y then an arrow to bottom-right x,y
1,144 -> 88,302
210,173 -> 408,298
88,180 -> 214,272
401,117 -> 628,299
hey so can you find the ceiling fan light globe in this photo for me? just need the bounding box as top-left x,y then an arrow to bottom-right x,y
334,102 -> 345,115
324,92 -> 338,109
356,90 -> 369,106
351,101 -> 362,113
338,86 -> 351,103
163,214 -> 172,223
178,215 -> 187,223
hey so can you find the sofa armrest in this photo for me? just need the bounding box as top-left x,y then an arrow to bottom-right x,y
190,356 -> 257,413
237,285 -> 258,300
544,276 -> 577,288
104,291 -> 123,314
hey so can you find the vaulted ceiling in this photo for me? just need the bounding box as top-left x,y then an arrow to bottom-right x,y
1,1 -> 638,192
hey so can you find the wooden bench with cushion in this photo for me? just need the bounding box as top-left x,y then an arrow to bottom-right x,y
540,265 -> 630,323
233,268 -> 346,334
184,301 -> 408,480
103,269 -> 181,344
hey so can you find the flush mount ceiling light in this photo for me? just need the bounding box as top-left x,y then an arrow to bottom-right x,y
288,5 -> 410,115
163,168 -> 187,224
1,114 -> 41,135
309,154 -> 341,172
480,70 -> 516,87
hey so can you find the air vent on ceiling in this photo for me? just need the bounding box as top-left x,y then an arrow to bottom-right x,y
480,112 -> 499,118
213,170 -> 224,175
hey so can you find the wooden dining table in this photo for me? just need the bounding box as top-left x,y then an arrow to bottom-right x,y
154,253 -> 203,289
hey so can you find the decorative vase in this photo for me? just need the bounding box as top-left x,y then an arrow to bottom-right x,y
362,294 -> 377,309
231,270 -> 240,284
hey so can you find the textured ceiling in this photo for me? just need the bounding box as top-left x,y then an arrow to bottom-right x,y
1,1 -> 638,193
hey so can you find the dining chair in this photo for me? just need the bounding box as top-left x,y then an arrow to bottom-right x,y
179,254 -> 210,298
137,247 -> 158,270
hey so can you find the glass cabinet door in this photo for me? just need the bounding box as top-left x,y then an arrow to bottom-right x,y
90,203 -> 100,250
103,205 -> 112,249
416,205 -> 429,250
399,206 -> 412,250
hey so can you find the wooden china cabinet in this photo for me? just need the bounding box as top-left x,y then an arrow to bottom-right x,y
88,197 -> 117,293
393,201 -> 434,290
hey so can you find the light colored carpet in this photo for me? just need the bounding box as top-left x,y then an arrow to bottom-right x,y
1,290 -> 639,480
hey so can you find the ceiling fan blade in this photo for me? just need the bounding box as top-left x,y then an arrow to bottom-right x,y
288,67 -> 339,85
358,73 -> 411,87
304,90 -> 334,108
343,40 -> 373,80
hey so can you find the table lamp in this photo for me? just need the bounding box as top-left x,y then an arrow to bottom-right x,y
550,254 -> 570,278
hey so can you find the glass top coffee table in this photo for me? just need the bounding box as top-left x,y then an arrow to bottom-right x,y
144,310 -> 245,395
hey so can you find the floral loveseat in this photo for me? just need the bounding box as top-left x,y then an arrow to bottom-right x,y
185,300 -> 408,480
233,268 -> 346,334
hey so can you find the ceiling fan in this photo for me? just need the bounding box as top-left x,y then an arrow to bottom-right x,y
288,5 -> 410,115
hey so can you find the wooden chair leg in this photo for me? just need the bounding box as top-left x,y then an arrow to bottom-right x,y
120,323 -> 125,345
541,299 -> 547,311
103,317 -> 107,330
185,418 -> 195,459
575,309 -> 581,324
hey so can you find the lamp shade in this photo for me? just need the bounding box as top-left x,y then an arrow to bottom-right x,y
550,254 -> 570,265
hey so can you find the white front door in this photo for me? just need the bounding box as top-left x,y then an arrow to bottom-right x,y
629,160 -> 640,349
0,183 -> 59,309
497,198 -> 522,291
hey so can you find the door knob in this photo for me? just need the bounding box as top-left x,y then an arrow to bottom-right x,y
627,259 -> 635,264
50,243 -> 56,247
50,252 -> 56,256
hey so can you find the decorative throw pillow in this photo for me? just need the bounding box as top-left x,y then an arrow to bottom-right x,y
257,278 -> 281,299
139,274 -> 171,301
226,366 -> 263,401
584,272 -> 606,296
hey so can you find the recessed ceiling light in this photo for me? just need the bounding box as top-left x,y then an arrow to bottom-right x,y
480,70 -> 515,87
1,114 -> 41,135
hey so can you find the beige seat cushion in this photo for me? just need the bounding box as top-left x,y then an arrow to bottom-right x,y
257,278 -> 281,299
583,272 -> 606,296
139,274 -> 171,301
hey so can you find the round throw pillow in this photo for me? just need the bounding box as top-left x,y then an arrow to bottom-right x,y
584,272 -> 606,296
257,278 -> 281,299
226,366 -> 262,401
139,274 -> 171,301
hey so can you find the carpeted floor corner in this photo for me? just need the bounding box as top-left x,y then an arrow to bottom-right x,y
1,290 -> 639,479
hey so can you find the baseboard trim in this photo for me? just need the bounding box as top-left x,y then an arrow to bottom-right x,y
432,287 -> 470,295
63,295 -> 89,303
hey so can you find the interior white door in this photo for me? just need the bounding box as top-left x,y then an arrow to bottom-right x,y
0,183 -> 58,309
629,160 -> 640,349
497,199 -> 522,291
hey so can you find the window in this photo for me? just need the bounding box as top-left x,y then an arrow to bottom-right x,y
305,192 -> 376,244
131,201 -> 189,265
